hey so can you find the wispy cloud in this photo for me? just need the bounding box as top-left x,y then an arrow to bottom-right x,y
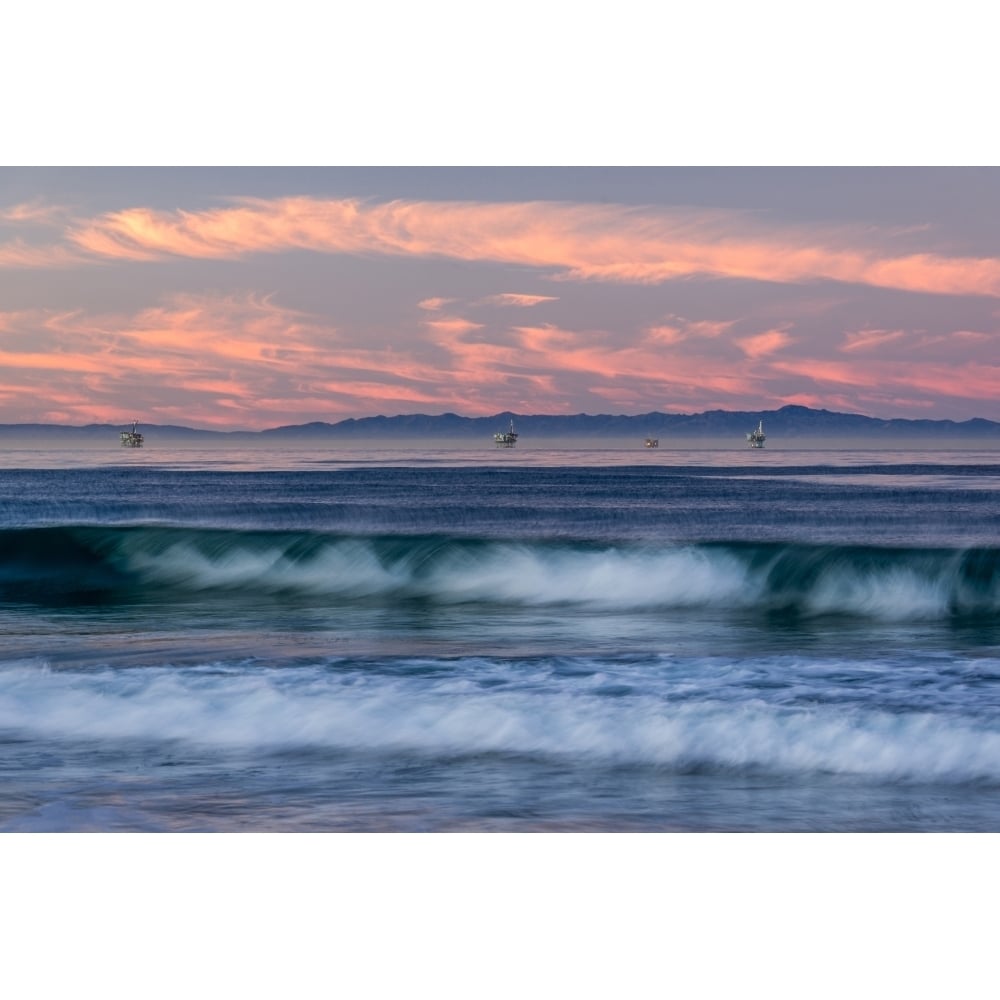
0,294 -> 566,425
646,317 -> 733,345
0,199 -> 70,225
736,329 -> 794,359
3,286 -> 993,425
16,195 -> 994,298
417,297 -> 453,311
478,293 -> 559,307
0,295 -> 346,425
841,328 -> 907,352
0,238 -> 85,268
771,357 -> 1000,406
423,316 -> 484,337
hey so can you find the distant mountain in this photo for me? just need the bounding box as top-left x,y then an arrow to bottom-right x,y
1,406 -> 998,440
214,405 -> 1000,439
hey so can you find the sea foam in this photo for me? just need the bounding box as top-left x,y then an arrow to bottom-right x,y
3,657 -> 999,782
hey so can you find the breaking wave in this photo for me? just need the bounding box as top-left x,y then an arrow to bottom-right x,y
3,524 -> 1000,620
2,657 -> 999,782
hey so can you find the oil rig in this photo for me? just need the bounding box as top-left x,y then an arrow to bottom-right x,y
746,419 -> 766,448
494,418 -> 518,448
120,420 -> 144,448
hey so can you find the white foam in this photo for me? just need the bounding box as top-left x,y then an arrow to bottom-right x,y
101,532 -> 1000,620
805,566 -> 952,620
114,535 -> 761,609
123,538 -> 409,596
2,659 -> 998,782
421,544 -> 753,608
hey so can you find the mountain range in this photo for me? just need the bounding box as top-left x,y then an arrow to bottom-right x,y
1,406 -> 998,441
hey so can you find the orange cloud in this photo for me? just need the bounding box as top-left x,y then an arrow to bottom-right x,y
779,392 -> 838,409
3,267 -> 997,427
736,329 -> 793,359
0,200 -> 70,225
0,295 -> 350,425
770,359 -> 882,389
771,357 -> 1000,402
32,195 -> 1000,298
423,317 -> 484,338
646,324 -> 685,345
0,238 -> 84,268
497,324 -> 757,401
0,293 -> 563,425
646,316 -> 733,345
0,349 -> 108,374
479,293 -> 559,307
513,325 -> 581,354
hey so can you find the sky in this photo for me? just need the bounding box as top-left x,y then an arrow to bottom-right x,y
2,166 -> 1000,429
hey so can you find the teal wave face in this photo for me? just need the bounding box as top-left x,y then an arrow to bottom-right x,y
3,525 -> 1000,619
0,526 -> 135,601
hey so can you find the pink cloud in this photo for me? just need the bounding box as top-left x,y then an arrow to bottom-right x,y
498,324 -> 762,402
0,238 -> 85,268
33,196 -> 1000,298
479,293 -> 559,307
3,259 -> 998,425
778,392 -> 835,409
915,329 -> 994,348
736,329 -> 793,359
770,359 -> 883,389
646,324 -> 685,345
0,294 -> 566,425
423,317 -> 484,337
418,297 -> 453,311
0,200 -> 70,225
841,328 -> 907,352
646,316 -> 733,345
771,357 -> 1000,403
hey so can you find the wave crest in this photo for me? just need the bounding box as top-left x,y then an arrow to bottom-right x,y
2,658 -> 999,782
2,525 -> 1000,619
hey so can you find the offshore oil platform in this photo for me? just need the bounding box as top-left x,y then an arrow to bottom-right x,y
494,418 -> 518,448
120,420 -> 144,448
746,419 -> 766,448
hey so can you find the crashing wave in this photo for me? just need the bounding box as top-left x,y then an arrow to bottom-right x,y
2,525 -> 1000,620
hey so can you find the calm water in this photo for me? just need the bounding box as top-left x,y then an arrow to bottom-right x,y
3,443 -> 1000,831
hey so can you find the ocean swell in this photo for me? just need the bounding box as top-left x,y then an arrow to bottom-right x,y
1,525 -> 1000,620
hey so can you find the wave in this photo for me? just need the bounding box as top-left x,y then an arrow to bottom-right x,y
2,657 -> 999,782
3,524 -> 1000,619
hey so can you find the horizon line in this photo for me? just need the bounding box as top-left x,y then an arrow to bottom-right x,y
1,404 -> 999,436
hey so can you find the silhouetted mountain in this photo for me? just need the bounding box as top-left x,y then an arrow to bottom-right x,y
253,405 -> 1000,439
1,406 -> 998,441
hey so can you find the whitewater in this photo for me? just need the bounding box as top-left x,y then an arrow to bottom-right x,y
3,445 -> 1000,830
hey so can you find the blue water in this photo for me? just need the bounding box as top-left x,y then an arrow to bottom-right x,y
3,445 -> 1000,831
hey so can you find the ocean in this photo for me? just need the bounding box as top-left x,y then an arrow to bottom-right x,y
3,442 -> 1000,832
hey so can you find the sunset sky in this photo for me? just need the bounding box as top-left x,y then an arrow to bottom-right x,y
3,166 -> 1000,429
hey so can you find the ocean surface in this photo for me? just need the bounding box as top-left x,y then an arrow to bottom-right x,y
3,442 -> 1000,832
